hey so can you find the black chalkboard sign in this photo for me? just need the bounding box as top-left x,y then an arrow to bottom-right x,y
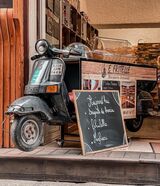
73,90 -> 128,155
0,0 -> 13,8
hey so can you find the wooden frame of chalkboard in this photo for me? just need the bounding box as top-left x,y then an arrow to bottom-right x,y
73,90 -> 128,155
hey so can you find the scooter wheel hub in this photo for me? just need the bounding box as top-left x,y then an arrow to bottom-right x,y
21,119 -> 40,145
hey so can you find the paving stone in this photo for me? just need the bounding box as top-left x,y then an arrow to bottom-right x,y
140,152 -> 156,160
66,149 -> 81,155
34,149 -> 56,156
94,151 -> 112,157
124,152 -> 141,159
109,151 -> 125,159
49,149 -> 69,155
127,140 -> 153,152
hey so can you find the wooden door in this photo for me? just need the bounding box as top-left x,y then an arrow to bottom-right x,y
0,0 -> 24,148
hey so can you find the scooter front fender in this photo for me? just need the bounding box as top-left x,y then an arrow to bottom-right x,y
6,96 -> 53,121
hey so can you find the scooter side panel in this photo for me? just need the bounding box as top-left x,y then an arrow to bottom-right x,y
6,96 -> 53,120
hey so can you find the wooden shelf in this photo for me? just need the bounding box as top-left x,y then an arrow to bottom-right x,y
61,0 -> 98,48
45,0 -> 98,49
46,0 -> 60,48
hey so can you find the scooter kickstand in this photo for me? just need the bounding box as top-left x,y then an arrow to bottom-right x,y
57,124 -> 65,147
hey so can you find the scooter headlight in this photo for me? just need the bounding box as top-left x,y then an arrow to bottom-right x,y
35,39 -> 49,55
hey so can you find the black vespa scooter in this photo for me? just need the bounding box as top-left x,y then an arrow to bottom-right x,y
6,39 -> 81,152
5,39 -> 158,152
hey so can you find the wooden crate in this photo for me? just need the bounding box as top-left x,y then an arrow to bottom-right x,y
136,43 -> 160,66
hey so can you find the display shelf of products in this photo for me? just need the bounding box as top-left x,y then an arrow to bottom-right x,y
61,0 -> 98,48
136,44 -> 160,108
92,37 -> 137,63
68,0 -> 80,12
62,0 -> 71,28
45,0 -> 98,49
46,0 -> 60,48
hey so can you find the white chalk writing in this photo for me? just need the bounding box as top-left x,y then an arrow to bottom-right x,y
85,93 -> 116,147
93,131 -> 108,144
87,95 -> 110,108
91,118 -> 108,130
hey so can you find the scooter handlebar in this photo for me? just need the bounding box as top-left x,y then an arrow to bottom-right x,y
69,50 -> 82,56
31,46 -> 82,60
51,48 -> 69,56
51,48 -> 82,57
31,55 -> 42,60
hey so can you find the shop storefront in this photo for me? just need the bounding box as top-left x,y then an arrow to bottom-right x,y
0,0 -> 160,156
0,0 -> 160,185
25,1 -> 160,150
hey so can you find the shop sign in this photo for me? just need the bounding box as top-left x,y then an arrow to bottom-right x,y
0,0 -> 13,8
81,60 -> 157,119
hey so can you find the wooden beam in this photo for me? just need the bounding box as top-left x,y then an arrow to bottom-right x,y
0,14 -> 4,147
7,9 -> 16,147
0,0 -> 24,148
94,23 -> 160,29
0,9 -> 11,148
23,0 -> 29,85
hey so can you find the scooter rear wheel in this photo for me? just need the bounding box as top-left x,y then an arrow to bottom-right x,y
125,115 -> 144,132
11,115 -> 43,151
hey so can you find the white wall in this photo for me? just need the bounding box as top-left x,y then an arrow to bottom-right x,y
28,0 -> 46,75
80,0 -> 160,25
99,28 -> 160,45
28,0 -> 37,74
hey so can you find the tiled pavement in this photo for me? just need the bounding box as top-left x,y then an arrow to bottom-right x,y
0,138 -> 160,162
0,139 -> 160,185
1,116 -> 160,160
0,180 -> 138,186
1,117 -> 160,185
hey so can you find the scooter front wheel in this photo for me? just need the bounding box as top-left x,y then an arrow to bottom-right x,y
11,115 -> 43,151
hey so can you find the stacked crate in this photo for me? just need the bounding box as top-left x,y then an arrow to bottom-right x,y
46,0 -> 60,48
61,0 -> 98,48
136,43 -> 160,66
136,43 -> 160,109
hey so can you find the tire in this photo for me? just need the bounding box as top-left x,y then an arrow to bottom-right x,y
11,115 -> 43,152
125,116 -> 144,132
